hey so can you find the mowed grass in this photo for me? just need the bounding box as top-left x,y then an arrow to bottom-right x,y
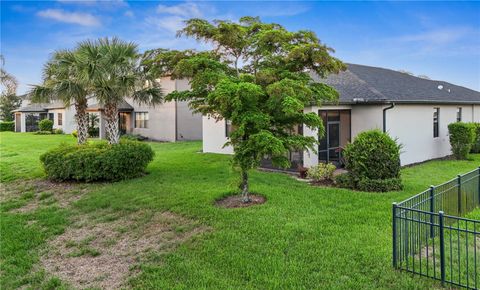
1,131 -> 479,289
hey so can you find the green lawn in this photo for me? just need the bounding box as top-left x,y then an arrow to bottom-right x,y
1,132 -> 479,289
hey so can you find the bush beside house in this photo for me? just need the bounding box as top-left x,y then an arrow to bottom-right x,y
38,119 -> 53,132
0,121 -> 14,132
448,122 -> 476,159
40,140 -> 155,182
470,123 -> 480,153
338,129 -> 403,192
307,163 -> 336,182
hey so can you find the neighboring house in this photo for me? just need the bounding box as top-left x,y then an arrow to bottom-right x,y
13,101 -> 76,133
203,63 -> 480,167
13,77 -> 202,141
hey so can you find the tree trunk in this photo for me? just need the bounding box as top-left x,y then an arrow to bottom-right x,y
75,99 -> 88,145
104,102 -> 119,144
240,169 -> 250,203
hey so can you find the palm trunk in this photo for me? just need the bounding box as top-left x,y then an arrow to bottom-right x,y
240,169 -> 250,203
104,102 -> 119,144
75,99 -> 88,145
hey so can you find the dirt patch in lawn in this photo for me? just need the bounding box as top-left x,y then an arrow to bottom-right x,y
415,246 -> 435,260
0,179 -> 92,213
216,194 -> 266,208
41,210 -> 207,290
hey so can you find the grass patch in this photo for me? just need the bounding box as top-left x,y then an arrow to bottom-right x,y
1,132 -> 480,289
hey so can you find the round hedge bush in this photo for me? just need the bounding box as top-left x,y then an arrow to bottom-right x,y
40,140 -> 154,182
342,129 -> 402,192
38,119 -> 53,132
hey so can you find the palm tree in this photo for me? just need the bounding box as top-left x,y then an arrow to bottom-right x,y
0,55 -> 18,96
76,37 -> 163,144
29,50 -> 90,144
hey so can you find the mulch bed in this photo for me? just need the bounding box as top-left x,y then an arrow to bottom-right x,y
215,194 -> 266,208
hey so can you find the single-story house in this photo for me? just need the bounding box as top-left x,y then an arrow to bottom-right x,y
13,77 -> 202,141
202,63 -> 480,167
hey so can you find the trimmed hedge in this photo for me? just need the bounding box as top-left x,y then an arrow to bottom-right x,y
0,121 -> 14,132
40,140 -> 155,182
121,133 -> 149,141
448,122 -> 475,159
334,173 -> 355,189
470,123 -> 480,153
342,129 -> 403,192
357,177 -> 403,192
38,119 -> 53,132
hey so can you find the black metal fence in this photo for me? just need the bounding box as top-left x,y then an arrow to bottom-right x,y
393,167 -> 480,289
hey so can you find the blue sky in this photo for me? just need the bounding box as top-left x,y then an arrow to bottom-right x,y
1,1 -> 480,94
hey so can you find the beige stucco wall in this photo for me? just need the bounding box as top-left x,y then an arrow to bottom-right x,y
203,103 -> 480,167
387,104 -> 480,165
202,116 -> 233,154
127,77 -> 202,141
175,78 -> 202,141
129,77 -> 177,141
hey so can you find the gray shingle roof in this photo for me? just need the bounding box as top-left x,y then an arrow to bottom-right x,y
87,100 -> 134,111
313,63 -> 480,104
12,103 -> 49,112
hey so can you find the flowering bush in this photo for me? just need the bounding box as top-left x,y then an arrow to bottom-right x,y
307,163 -> 336,182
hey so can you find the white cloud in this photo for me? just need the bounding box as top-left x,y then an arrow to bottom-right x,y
146,2 -> 216,33
156,2 -> 204,18
396,27 -> 474,45
37,9 -> 101,27
145,16 -> 186,33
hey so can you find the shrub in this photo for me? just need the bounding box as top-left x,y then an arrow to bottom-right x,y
342,129 -> 402,192
357,177 -> 403,192
120,133 -> 148,141
38,119 -> 53,132
40,140 -> 155,182
0,121 -> 14,132
448,122 -> 475,159
334,173 -> 355,189
34,131 -> 52,135
307,163 -> 336,182
469,123 -> 480,153
72,130 -> 78,138
54,128 -> 64,134
88,127 -> 99,138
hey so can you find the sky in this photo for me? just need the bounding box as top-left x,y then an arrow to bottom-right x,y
1,0 -> 480,94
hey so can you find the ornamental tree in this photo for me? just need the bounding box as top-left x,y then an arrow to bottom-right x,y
144,17 -> 345,202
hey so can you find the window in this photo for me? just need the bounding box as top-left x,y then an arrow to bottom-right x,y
225,119 -> 232,137
433,108 -> 440,138
57,113 -> 62,125
456,107 -> 462,122
135,112 -> 148,128
48,113 -> 54,121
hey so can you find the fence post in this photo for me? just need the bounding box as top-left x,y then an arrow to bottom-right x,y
439,211 -> 446,286
430,186 -> 435,238
457,175 -> 462,216
392,202 -> 398,268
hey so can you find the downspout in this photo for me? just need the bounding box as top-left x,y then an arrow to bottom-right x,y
383,103 -> 395,133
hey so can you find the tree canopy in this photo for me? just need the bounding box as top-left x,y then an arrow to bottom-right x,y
144,16 -> 345,201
